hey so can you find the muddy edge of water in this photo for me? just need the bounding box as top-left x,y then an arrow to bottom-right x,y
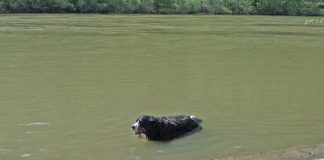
215,144 -> 324,160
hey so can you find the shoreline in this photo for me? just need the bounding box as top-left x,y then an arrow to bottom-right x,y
216,144 -> 324,160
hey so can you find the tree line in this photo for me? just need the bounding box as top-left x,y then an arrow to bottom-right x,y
0,0 -> 322,15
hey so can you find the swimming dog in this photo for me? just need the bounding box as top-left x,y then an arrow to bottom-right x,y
131,115 -> 202,141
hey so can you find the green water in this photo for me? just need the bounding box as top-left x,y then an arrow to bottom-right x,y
0,14 -> 324,160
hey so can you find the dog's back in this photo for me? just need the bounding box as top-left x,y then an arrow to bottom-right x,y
154,115 -> 201,140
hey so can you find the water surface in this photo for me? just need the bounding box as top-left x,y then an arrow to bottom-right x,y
0,14 -> 324,160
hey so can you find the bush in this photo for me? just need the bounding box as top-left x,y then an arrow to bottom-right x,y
134,3 -> 154,13
45,0 -> 75,13
299,0 -> 321,15
213,5 -> 232,14
253,0 -> 286,15
0,1 -> 4,12
188,0 -> 203,14
224,0 -> 254,14
252,0 -> 320,16
96,3 -> 116,13
174,3 -> 190,13
285,0 -> 300,15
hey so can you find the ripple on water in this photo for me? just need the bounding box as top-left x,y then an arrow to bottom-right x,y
0,148 -> 11,153
233,146 -> 243,149
20,122 -> 50,126
21,153 -> 32,158
40,149 -> 46,152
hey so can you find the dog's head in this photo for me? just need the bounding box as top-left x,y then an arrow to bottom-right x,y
131,115 -> 157,139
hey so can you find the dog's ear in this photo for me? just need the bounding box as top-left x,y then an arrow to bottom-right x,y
144,117 -> 158,140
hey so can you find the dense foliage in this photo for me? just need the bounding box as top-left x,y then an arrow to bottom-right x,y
0,0 -> 322,15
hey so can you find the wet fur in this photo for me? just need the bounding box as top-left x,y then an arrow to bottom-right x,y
132,115 -> 202,141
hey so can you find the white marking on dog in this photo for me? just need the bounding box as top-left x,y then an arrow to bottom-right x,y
131,122 -> 139,133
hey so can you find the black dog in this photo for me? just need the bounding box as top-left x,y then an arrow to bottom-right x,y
131,115 -> 202,141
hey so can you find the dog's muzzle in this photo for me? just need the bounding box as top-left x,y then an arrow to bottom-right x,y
131,122 -> 140,134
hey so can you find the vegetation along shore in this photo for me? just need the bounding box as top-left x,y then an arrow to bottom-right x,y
1,0 -> 324,16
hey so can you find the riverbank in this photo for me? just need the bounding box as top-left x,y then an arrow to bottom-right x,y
216,144 -> 324,160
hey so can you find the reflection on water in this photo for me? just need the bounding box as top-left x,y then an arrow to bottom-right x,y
130,147 -> 141,160
0,15 -> 324,160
